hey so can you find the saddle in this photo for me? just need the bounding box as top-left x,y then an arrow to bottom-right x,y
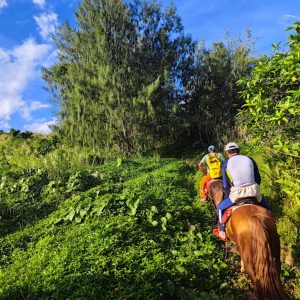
235,197 -> 258,206
221,197 -> 258,225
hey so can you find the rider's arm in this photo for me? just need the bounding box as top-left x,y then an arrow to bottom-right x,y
222,160 -> 230,191
198,162 -> 207,175
198,155 -> 207,175
250,158 -> 261,185
218,153 -> 225,163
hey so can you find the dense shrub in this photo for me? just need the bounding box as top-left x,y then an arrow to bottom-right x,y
237,21 -> 300,297
0,148 -> 239,299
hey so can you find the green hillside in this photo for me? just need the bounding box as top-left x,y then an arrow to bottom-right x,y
0,134 -> 237,299
1,1 -> 299,298
0,132 -> 299,299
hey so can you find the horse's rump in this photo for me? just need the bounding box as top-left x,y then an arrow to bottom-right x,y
207,179 -> 288,299
226,205 -> 288,300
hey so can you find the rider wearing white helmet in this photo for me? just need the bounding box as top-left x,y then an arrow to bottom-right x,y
213,142 -> 269,241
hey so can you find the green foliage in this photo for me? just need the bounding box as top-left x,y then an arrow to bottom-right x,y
237,21 -> 300,296
34,135 -> 60,156
182,32 -> 255,147
43,0 -> 195,153
0,134 -> 240,299
1,132 -> 299,298
8,128 -> 21,137
7,129 -> 34,139
41,0 -> 256,153
66,170 -> 100,193
238,22 -> 300,152
0,167 -> 51,234
0,132 -> 60,172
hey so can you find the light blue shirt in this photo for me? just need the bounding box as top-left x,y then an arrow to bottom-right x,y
222,154 -> 261,190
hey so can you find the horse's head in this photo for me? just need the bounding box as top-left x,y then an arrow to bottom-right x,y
208,180 -> 224,208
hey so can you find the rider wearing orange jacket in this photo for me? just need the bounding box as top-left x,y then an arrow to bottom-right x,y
198,145 -> 225,202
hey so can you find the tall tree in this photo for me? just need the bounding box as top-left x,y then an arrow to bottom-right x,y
238,23 -> 300,153
181,33 -> 255,147
43,0 -> 195,153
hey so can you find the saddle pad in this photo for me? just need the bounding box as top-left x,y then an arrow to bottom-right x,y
222,207 -> 233,224
221,204 -> 253,224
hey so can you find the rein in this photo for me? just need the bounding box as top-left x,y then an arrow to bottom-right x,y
206,182 -> 231,258
207,194 -> 218,226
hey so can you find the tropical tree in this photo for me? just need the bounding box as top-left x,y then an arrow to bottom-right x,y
43,0 -> 195,153
181,33 -> 255,147
238,24 -> 300,154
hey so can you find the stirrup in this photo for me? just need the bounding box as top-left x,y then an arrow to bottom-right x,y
213,228 -> 227,242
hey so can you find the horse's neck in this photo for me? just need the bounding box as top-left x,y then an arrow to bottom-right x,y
214,192 -> 223,207
209,181 -> 224,207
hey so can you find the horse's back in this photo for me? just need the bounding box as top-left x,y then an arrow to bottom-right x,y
227,205 -> 276,240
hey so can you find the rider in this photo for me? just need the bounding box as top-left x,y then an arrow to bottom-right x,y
198,145 -> 225,202
213,142 -> 270,241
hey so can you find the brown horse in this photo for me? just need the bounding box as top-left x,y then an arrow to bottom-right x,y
208,180 -> 288,300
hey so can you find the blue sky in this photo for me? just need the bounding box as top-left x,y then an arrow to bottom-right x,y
0,0 -> 299,134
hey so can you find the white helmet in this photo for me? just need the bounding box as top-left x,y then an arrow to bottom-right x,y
225,142 -> 239,151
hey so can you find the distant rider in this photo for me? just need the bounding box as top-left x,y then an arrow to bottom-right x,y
198,145 -> 225,202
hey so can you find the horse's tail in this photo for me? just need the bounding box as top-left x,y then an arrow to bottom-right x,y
243,214 -> 288,300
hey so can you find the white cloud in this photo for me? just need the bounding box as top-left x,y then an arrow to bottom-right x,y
280,14 -> 298,25
0,120 -> 10,130
24,118 -> 57,134
0,0 -> 8,9
0,48 -> 9,62
282,14 -> 297,20
42,48 -> 57,68
21,101 -> 50,121
0,95 -> 24,123
0,39 -> 52,125
33,0 -> 45,9
34,13 -> 58,40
